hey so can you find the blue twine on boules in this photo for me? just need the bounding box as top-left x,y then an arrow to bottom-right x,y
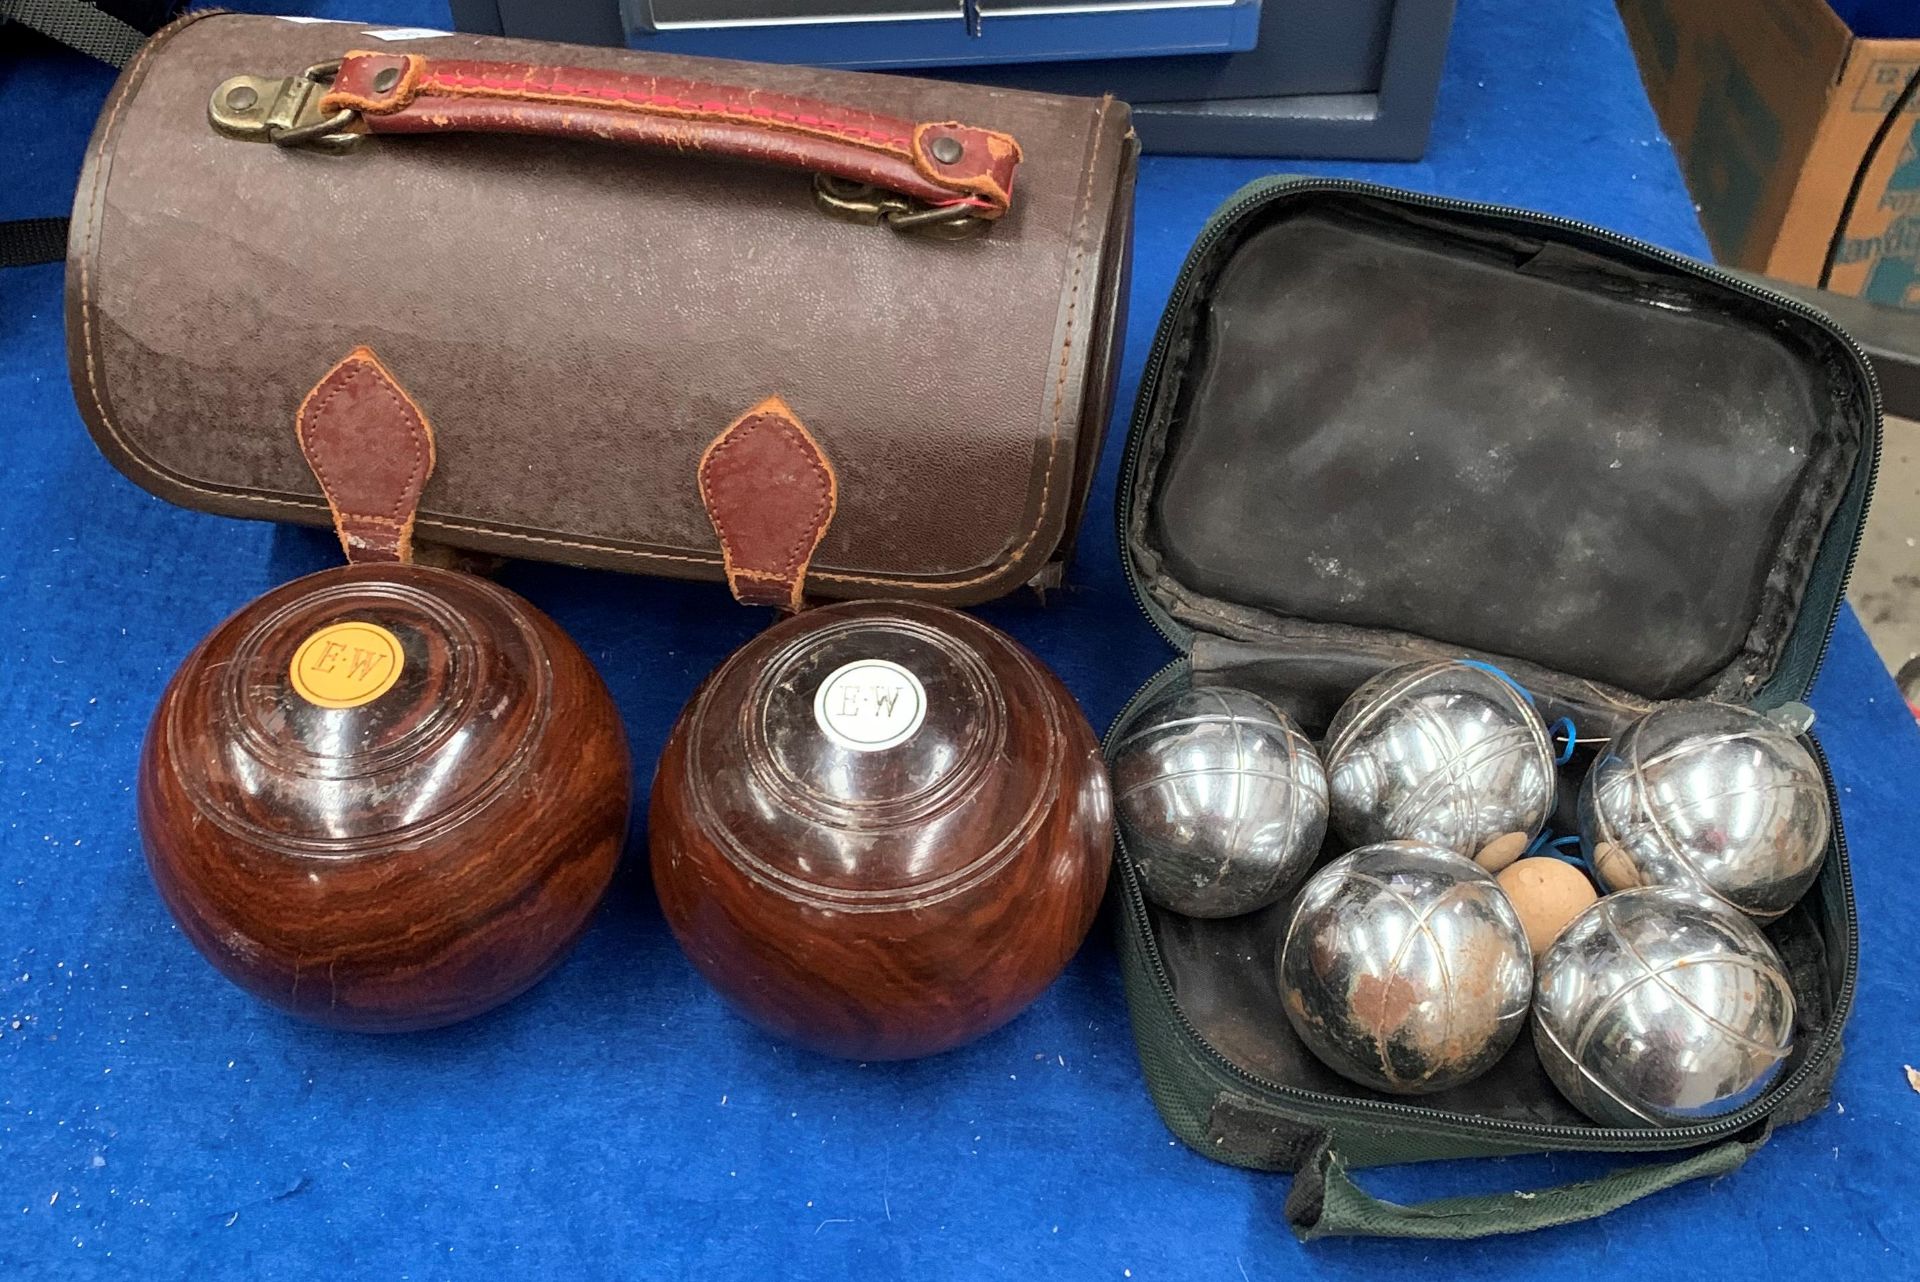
1456,658 -> 1537,706
1549,716 -> 1578,765
1456,660 -> 1574,763
1523,830 -> 1589,870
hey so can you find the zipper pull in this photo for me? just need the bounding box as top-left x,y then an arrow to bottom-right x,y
1765,701 -> 1817,736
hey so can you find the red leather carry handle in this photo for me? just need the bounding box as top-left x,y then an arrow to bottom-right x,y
320,51 -> 1024,221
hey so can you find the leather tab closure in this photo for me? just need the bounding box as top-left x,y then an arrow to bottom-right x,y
698,397 -> 838,612
295,347 -> 437,564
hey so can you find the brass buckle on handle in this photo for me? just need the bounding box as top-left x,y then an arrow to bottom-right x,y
208,61 -> 361,149
812,175 -> 990,240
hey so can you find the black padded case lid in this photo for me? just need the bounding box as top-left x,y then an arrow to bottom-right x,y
1121,181 -> 1880,729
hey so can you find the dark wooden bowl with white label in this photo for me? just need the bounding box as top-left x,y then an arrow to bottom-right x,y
137,564 -> 630,1032
648,600 -> 1112,1060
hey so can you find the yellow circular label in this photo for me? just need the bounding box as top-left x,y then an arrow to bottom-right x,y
288,621 -> 405,709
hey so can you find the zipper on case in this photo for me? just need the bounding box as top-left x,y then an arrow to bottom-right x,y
1113,176 -> 1885,700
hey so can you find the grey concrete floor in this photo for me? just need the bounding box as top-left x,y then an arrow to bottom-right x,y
1850,416 -> 1920,700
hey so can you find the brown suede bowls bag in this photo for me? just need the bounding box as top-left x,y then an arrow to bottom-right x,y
66,12 -> 1136,608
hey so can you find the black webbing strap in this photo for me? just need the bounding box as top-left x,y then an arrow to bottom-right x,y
0,216 -> 68,267
0,0 -> 146,67
1,0 -> 154,266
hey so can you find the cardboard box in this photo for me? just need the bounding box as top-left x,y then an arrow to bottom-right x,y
1620,0 -> 1920,308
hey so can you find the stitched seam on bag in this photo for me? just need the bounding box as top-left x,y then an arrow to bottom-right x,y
812,96 -> 1110,589
78,27 -> 1093,594
417,69 -> 915,159
416,523 -> 721,566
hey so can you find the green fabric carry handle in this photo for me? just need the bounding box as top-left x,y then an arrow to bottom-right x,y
1285,1125 -> 1772,1241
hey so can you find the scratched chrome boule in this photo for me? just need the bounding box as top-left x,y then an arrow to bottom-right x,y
1111,687 -> 1328,918
1323,660 -> 1555,860
1580,701 -> 1830,921
1278,841 -> 1533,1095
1533,886 -> 1795,1126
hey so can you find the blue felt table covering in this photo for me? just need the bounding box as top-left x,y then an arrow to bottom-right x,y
2,2 -> 1917,1277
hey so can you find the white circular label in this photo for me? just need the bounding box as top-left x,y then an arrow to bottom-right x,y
813,659 -> 928,753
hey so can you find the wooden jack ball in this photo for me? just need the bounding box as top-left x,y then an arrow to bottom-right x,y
649,600 -> 1113,1060
138,564 -> 630,1031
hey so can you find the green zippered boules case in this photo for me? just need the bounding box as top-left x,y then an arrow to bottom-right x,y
1107,178 -> 1880,1240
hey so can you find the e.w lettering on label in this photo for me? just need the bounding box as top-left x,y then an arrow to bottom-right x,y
813,659 -> 928,753
288,621 -> 405,709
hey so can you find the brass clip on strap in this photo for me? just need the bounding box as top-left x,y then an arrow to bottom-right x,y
812,175 -> 993,240
209,60 -> 361,149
